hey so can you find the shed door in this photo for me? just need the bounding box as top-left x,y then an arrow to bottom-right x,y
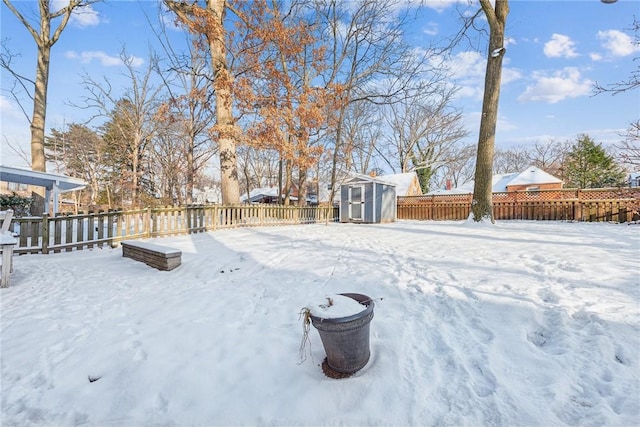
349,185 -> 364,221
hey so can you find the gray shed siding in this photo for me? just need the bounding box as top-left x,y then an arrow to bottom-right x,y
339,178 -> 396,223
339,185 -> 350,223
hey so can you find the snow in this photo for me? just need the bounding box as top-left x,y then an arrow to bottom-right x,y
2,220 -> 639,426
507,166 -> 563,187
120,240 -> 181,256
457,166 -> 563,193
307,294 -> 367,319
239,186 -> 279,203
378,172 -> 419,196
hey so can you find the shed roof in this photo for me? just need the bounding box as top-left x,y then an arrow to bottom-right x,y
342,173 -> 397,187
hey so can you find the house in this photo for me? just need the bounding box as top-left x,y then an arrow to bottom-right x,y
430,166 -> 563,195
378,172 -> 422,196
240,184 -> 315,205
193,186 -> 222,204
502,166 -> 563,192
628,172 -> 640,188
240,186 -> 281,204
339,173 -> 396,223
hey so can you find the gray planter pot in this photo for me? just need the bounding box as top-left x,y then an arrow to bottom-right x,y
310,293 -> 374,374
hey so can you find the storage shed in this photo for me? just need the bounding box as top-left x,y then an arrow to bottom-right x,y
339,174 -> 397,223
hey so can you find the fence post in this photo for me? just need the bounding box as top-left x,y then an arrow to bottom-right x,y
186,205 -> 192,233
41,213 -> 49,255
145,207 -> 152,238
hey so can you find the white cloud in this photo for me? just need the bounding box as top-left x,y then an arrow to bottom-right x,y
502,67 -> 523,85
0,95 -> 25,120
518,67 -> 592,104
51,1 -> 101,27
423,22 -> 439,36
65,50 -> 145,67
431,50 -> 521,100
544,34 -> 579,58
423,0 -> 460,12
590,52 -> 603,61
443,51 -> 487,79
597,30 -> 640,57
71,5 -> 101,28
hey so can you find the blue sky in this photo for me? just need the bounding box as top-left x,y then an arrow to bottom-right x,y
1,0 -> 639,168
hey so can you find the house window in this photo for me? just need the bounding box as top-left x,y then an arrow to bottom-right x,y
526,186 -> 540,194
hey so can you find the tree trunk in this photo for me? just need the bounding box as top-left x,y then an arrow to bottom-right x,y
31,41 -> 50,172
207,0 -> 240,205
298,166 -> 307,207
283,159 -> 292,206
470,0 -> 509,223
186,132 -> 194,204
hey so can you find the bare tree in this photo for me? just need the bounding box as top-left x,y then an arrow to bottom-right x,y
379,83 -> 468,191
593,17 -> 639,95
493,146 -> 529,174
78,50 -> 163,206
314,0 -> 435,202
1,0 -> 99,173
343,100 -> 383,174
615,120 -> 640,169
525,139 -> 571,179
152,20 -> 217,204
470,0 -> 509,223
435,144 -> 477,190
164,0 -> 240,205
236,145 -> 280,200
593,17 -> 640,171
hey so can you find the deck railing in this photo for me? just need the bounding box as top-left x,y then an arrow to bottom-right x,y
10,205 -> 339,255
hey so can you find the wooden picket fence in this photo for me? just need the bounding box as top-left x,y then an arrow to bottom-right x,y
10,205 -> 339,255
5,187 -> 639,255
398,188 -> 640,222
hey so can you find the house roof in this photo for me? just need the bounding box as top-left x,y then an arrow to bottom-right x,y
379,172 -> 420,196
437,166 -> 563,194
427,188 -> 473,196
506,166 -> 563,188
240,187 -> 279,203
0,165 -> 86,192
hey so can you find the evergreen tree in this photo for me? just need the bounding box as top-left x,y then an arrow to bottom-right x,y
564,134 -> 626,188
45,123 -> 107,206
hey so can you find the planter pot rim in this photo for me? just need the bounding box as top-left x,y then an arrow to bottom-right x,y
309,292 -> 374,324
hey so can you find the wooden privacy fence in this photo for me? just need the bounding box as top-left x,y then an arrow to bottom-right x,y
398,188 -> 640,222
10,205 -> 338,255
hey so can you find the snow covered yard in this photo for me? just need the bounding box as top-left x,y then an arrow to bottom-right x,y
1,220 -> 638,426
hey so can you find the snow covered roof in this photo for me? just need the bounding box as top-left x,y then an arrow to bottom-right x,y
240,187 -> 279,203
506,166 -> 563,188
456,166 -> 562,193
426,188 -> 472,196
378,172 -> 420,196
